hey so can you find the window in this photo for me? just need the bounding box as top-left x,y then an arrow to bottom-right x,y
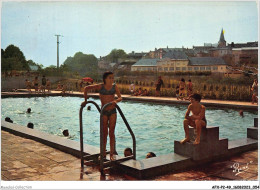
137,68 -> 141,71
158,67 -> 163,71
164,67 -> 168,71
213,66 -> 218,70
182,67 -> 186,71
194,67 -> 199,71
206,66 -> 211,70
200,67 -> 205,71
176,67 -> 180,71
188,67 -> 192,71
169,67 -> 174,71
148,68 -> 152,71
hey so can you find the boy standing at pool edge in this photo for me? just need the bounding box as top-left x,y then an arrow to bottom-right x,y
81,71 -> 122,161
180,93 -> 207,145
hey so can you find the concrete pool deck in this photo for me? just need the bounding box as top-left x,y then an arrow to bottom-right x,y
1,89 -> 258,110
1,130 -> 258,181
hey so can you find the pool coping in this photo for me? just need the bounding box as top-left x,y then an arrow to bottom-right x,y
1,120 -> 100,157
1,120 -> 258,179
1,91 -> 258,111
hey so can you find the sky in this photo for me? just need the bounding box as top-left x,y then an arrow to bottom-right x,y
1,1 -> 259,68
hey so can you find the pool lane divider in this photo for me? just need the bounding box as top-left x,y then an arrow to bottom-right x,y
1,120 -> 258,179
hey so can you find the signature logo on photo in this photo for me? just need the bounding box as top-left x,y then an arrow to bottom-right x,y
230,161 -> 253,176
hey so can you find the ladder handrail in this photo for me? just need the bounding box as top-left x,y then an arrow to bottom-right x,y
79,101 -> 101,167
100,102 -> 136,171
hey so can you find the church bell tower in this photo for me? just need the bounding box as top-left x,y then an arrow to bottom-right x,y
218,28 -> 226,48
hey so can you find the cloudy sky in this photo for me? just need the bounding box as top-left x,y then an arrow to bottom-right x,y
1,1 -> 258,67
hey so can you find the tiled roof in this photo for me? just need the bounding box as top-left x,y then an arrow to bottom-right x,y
188,57 -> 227,66
162,48 -> 182,52
193,46 -> 214,49
128,52 -> 147,56
163,50 -> 188,59
132,58 -> 158,66
227,42 -> 258,48
208,47 -> 230,51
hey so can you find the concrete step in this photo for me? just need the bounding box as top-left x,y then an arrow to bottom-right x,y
254,118 -> 258,128
118,153 -> 192,179
188,126 -> 220,143
228,138 -> 258,155
247,127 -> 258,140
174,138 -> 228,161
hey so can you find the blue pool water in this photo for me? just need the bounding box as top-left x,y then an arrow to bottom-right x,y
1,97 -> 257,160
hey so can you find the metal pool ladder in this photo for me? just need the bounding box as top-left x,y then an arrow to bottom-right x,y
79,101 -> 136,172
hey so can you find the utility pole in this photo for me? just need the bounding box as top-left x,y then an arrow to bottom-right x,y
55,34 -> 63,69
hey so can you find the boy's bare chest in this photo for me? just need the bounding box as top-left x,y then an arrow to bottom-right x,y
191,105 -> 201,115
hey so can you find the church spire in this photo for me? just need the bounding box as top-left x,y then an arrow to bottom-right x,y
218,28 -> 226,48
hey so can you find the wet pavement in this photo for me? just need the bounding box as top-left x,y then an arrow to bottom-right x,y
1,130 -> 258,181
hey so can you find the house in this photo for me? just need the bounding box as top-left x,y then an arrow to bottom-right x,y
97,57 -> 110,69
209,47 -> 231,57
115,51 -> 147,71
157,50 -> 189,72
148,46 -> 194,59
127,51 -> 147,59
188,57 -> 228,73
231,47 -> 258,66
227,41 -> 258,48
117,60 -> 137,71
131,58 -> 158,72
193,45 -> 215,55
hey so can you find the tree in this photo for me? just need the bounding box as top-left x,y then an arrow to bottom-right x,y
62,52 -> 98,76
106,49 -> 127,63
1,44 -> 29,71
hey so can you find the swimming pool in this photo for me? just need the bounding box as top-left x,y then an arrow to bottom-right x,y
1,97 -> 257,160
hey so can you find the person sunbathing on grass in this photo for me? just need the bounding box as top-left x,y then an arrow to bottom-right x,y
180,93 -> 207,145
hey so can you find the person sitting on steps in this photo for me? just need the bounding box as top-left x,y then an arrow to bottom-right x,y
180,93 -> 207,145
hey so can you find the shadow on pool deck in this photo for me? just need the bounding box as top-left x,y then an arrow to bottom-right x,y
1,130 -> 258,181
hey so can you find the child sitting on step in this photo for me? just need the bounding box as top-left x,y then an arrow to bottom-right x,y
180,93 -> 207,145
